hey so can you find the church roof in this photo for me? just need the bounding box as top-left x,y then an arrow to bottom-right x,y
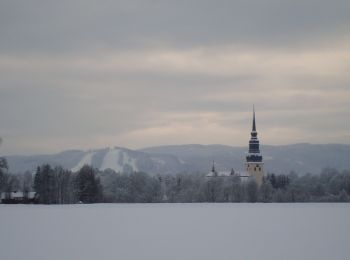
1,191 -> 36,199
206,171 -> 250,178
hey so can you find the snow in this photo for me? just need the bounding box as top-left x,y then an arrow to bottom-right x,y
1,203 -> 349,260
100,148 -> 138,172
206,171 -> 250,177
151,157 -> 166,165
100,148 -> 123,172
70,148 -> 139,173
123,151 -> 138,172
297,160 -> 305,165
71,151 -> 95,172
178,159 -> 187,164
1,191 -> 36,199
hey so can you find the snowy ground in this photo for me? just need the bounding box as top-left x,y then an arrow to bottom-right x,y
1,203 -> 349,260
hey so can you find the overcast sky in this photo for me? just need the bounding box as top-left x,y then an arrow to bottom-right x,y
1,0 -> 350,155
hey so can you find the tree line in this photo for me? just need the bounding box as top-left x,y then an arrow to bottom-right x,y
1,158 -> 350,203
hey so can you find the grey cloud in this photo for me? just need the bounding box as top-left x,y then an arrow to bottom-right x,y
0,0 -> 350,53
0,1 -> 350,154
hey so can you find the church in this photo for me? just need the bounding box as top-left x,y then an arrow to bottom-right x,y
206,107 -> 264,186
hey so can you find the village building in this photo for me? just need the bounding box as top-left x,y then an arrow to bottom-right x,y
0,191 -> 37,204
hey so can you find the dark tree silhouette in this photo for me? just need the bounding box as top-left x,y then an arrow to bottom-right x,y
75,165 -> 103,203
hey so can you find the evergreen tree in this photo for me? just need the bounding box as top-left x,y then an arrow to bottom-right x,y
0,157 -> 8,191
75,165 -> 102,203
259,180 -> 273,202
338,189 -> 349,202
34,164 -> 59,204
246,180 -> 258,202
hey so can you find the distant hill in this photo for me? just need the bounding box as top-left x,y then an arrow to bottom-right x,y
4,144 -> 350,175
4,147 -> 190,175
141,143 -> 350,174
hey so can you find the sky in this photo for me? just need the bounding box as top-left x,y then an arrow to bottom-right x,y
0,0 -> 350,155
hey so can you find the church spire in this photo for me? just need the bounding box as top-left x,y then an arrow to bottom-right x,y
212,160 -> 215,173
211,160 -> 218,177
246,106 -> 264,186
248,105 -> 260,154
252,105 -> 256,132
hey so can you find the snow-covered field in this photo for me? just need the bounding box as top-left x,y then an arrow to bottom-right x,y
1,203 -> 349,260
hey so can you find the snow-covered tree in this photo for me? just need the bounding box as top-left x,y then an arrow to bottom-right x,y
246,180 -> 258,202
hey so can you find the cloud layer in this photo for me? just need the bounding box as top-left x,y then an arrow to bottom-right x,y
0,0 -> 350,154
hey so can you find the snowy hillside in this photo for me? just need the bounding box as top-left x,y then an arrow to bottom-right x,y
141,143 -> 350,174
4,143 -> 350,174
5,147 -> 189,174
71,151 -> 96,172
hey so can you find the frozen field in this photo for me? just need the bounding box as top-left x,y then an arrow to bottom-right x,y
1,203 -> 349,260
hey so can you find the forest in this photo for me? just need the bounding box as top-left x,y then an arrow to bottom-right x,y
1,154 -> 350,203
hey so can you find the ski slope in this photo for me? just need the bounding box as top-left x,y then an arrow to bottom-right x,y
71,151 -> 95,172
100,148 -> 123,172
71,148 -> 139,173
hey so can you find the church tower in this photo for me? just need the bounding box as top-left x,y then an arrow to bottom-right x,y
246,106 -> 264,185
